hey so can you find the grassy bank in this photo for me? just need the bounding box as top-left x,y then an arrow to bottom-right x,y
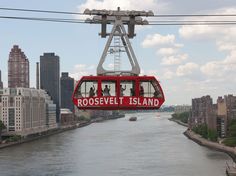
169,112 -> 189,127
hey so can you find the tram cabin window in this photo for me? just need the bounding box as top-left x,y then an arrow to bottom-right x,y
140,81 -> 162,98
152,81 -> 163,98
102,81 -> 116,96
78,81 -> 98,98
120,81 -> 135,96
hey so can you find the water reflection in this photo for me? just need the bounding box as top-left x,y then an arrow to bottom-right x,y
0,112 -> 232,176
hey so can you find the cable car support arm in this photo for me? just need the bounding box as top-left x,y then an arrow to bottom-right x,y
84,7 -> 154,76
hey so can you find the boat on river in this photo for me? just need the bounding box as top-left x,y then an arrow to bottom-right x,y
129,117 -> 137,121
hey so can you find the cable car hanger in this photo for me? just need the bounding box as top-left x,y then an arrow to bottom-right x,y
84,7 -> 153,76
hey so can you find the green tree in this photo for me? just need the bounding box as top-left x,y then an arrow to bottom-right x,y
222,119 -> 236,147
228,120 -> 236,137
208,129 -> 218,142
192,124 -> 208,139
0,120 -> 6,142
171,111 -> 190,124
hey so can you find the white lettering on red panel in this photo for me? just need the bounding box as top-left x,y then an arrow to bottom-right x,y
76,97 -> 159,107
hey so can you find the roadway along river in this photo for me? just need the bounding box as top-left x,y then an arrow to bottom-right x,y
0,112 -> 232,176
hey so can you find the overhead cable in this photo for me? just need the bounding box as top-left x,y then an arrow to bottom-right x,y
1,7 -> 236,17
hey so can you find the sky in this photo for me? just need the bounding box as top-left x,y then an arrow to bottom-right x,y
0,0 -> 236,105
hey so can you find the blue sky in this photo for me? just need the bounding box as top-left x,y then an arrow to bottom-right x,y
0,0 -> 236,105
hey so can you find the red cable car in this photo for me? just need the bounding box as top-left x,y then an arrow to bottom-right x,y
73,75 -> 165,110
72,8 -> 165,110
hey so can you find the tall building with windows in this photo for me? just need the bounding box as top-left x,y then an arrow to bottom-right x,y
0,88 -> 57,136
216,95 -> 236,137
217,96 -> 227,137
8,45 -> 29,88
60,72 -> 74,112
189,95 -> 216,130
0,70 -> 3,89
40,53 -> 60,123
224,94 -> 236,120
0,89 -> 3,123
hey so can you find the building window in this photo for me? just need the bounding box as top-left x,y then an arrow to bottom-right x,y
8,108 -> 15,126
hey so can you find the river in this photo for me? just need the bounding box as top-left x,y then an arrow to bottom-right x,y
0,112 -> 232,176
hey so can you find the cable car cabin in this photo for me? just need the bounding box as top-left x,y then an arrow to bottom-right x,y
72,75 -> 165,110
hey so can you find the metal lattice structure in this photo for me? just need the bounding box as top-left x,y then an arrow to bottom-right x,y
113,36 -> 121,71
84,7 -> 154,76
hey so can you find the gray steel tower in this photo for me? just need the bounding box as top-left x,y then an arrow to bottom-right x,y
60,72 -> 74,112
8,45 -> 29,88
40,53 -> 60,123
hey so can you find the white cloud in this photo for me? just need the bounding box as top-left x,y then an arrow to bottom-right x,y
179,25 -> 220,40
200,50 -> 236,79
162,69 -> 175,80
70,64 -> 96,80
200,61 -> 223,77
224,50 -> 236,65
157,47 -> 178,56
178,7 -> 236,85
142,34 -> 176,48
179,8 -> 236,42
142,33 -> 187,66
217,41 -> 236,52
161,54 -> 188,66
176,62 -> 199,76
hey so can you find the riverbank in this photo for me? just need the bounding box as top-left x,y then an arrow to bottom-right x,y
168,118 -> 188,127
0,115 -> 124,149
0,121 -> 89,149
168,117 -> 236,162
184,130 -> 236,162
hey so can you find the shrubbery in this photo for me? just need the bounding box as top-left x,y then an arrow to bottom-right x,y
6,135 -> 21,142
192,124 -> 217,142
222,137 -> 236,147
78,115 -> 90,121
171,111 -> 190,124
223,119 -> 236,147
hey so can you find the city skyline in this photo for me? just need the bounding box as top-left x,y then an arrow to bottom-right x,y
0,0 -> 235,105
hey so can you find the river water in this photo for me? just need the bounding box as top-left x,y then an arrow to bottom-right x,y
0,112 -> 232,176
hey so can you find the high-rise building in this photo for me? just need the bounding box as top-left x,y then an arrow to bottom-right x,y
60,72 -> 74,112
36,62 -> 40,89
40,53 -> 60,123
8,45 -> 29,88
190,95 -> 216,130
0,88 -> 57,136
0,89 -> 3,123
216,95 -> 236,137
224,94 -> 236,120
217,96 -> 227,137
0,70 -> 3,89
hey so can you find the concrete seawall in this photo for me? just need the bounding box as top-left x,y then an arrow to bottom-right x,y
0,121 -> 92,149
0,115 -> 125,150
184,130 -> 236,161
168,118 -> 188,127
